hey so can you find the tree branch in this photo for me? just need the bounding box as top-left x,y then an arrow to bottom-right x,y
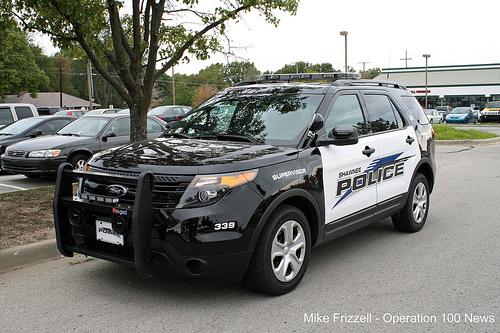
153,4 -> 251,81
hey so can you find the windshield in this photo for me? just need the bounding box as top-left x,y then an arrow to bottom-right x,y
166,93 -> 323,146
451,108 -> 470,114
485,101 -> 500,108
424,109 -> 435,115
435,106 -> 448,111
0,117 -> 43,135
57,117 -> 110,136
149,106 -> 174,116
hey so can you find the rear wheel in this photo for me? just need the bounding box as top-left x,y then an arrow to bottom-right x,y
392,173 -> 430,233
244,205 -> 311,295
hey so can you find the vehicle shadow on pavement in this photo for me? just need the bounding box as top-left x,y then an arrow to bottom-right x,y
71,218 -> 401,303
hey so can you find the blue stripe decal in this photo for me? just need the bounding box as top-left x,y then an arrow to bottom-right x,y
332,152 -> 403,209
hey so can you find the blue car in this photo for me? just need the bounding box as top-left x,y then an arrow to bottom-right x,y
445,107 -> 478,124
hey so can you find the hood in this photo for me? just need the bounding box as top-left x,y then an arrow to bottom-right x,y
447,114 -> 466,118
90,137 -> 298,174
6,135 -> 95,151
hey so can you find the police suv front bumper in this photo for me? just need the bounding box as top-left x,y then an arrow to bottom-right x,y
54,163 -> 257,278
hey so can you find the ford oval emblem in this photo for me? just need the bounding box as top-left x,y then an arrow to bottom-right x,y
106,185 -> 128,197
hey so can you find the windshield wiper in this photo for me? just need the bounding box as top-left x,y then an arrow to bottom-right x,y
60,133 -> 80,137
0,133 -> 12,136
162,132 -> 192,139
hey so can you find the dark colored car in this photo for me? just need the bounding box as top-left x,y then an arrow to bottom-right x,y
0,116 -> 75,162
148,105 -> 191,122
2,114 -> 166,177
37,107 -> 65,115
53,74 -> 436,295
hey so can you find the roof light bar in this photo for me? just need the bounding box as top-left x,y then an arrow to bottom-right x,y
256,72 -> 361,83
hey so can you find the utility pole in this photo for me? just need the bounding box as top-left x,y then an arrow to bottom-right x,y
358,61 -> 371,72
400,50 -> 412,68
87,61 -> 93,110
340,31 -> 348,72
172,66 -> 176,105
59,64 -> 63,107
422,54 -> 431,109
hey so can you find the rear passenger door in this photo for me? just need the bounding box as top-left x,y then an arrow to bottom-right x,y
14,106 -> 34,120
319,91 -> 379,224
361,92 -> 420,204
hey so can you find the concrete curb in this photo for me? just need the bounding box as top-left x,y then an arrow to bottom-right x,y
0,239 -> 60,273
436,136 -> 500,145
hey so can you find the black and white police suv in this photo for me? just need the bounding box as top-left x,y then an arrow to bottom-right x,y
54,73 -> 436,295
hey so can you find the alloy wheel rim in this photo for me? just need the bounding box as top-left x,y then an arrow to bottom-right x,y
271,220 -> 306,282
74,160 -> 86,171
412,183 -> 427,224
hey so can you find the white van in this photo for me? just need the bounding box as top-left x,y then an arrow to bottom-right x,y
0,103 -> 39,129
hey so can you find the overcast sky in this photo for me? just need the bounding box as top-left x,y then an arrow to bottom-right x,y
35,0 -> 500,74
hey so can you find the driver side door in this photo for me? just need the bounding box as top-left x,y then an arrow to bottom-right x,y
100,117 -> 131,150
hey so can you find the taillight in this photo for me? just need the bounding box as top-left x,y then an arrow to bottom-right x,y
431,128 -> 435,139
176,115 -> 183,121
67,111 -> 72,116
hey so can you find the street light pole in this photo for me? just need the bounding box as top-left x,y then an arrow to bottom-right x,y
422,54 -> 431,109
59,64 -> 63,107
340,31 -> 348,72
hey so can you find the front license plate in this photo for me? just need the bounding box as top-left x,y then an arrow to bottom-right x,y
96,220 -> 124,246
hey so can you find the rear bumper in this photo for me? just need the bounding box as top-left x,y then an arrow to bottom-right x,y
1,156 -> 66,174
53,164 -> 256,279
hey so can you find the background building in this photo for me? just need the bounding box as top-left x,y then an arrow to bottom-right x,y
4,92 -> 99,109
375,63 -> 500,109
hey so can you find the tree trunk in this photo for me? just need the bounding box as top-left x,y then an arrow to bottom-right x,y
129,103 -> 148,142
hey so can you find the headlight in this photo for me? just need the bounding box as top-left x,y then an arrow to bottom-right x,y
177,169 -> 258,208
28,149 -> 61,158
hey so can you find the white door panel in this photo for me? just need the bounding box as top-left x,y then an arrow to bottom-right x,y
320,135 -> 378,224
374,127 -> 421,202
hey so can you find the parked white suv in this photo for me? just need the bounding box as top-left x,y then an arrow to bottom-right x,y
0,103 -> 39,129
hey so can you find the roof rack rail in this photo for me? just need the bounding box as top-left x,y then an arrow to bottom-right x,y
235,72 -> 361,86
334,79 -> 407,90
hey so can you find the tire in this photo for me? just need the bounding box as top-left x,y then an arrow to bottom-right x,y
243,204 -> 311,295
392,173 -> 430,233
68,153 -> 89,171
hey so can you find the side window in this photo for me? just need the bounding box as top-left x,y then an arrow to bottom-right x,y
14,106 -> 33,120
37,119 -> 72,134
0,107 -> 14,126
364,95 -> 401,133
147,118 -> 163,133
106,118 -> 130,136
401,95 -> 430,125
325,94 -> 369,135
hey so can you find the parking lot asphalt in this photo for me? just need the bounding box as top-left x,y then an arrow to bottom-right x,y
0,174 -> 54,194
1,144 -> 499,333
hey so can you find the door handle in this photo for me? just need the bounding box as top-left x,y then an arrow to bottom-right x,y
362,146 -> 375,157
406,136 -> 415,145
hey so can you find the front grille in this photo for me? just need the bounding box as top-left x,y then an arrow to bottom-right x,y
83,166 -> 193,209
1,161 -> 36,171
7,150 -> 26,157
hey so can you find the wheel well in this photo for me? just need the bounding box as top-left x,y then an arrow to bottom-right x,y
416,163 -> 434,192
68,150 -> 92,163
280,196 -> 320,246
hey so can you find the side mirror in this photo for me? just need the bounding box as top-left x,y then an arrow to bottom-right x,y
317,127 -> 359,146
29,129 -> 43,138
101,132 -> 116,142
309,114 -> 324,132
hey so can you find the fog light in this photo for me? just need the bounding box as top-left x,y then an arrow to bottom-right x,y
68,208 -> 83,226
112,215 -> 128,234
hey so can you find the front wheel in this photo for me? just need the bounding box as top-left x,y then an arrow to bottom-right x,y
392,173 -> 430,233
244,205 -> 311,295
68,154 -> 89,171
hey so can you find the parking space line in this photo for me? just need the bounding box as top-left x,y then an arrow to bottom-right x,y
0,183 -> 27,191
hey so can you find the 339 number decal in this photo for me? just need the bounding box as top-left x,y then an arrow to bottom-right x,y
214,222 -> 236,231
